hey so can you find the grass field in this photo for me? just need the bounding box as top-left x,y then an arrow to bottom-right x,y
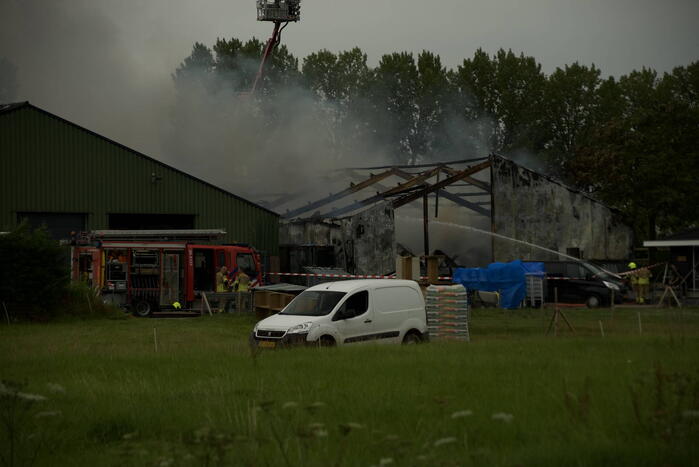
2,307 -> 699,466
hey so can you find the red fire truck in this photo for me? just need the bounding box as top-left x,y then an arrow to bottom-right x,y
70,230 -> 263,316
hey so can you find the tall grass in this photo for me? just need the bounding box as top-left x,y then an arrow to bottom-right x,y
1,308 -> 698,466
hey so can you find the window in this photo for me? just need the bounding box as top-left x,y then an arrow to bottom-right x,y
339,291 -> 369,318
280,291 -> 346,316
544,262 -> 566,277
217,251 -> 226,269
17,212 -> 86,240
566,263 -> 586,279
236,253 -> 257,276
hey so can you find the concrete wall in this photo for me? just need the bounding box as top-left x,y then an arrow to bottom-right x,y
491,157 -> 632,262
279,201 -> 396,275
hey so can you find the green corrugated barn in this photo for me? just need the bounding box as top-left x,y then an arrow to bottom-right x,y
0,102 -> 278,254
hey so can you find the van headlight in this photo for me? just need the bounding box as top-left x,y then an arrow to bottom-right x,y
287,321 -> 314,334
603,281 -> 620,291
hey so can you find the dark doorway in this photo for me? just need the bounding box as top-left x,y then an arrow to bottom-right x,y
108,214 -> 195,230
17,212 -> 86,240
193,249 -> 215,291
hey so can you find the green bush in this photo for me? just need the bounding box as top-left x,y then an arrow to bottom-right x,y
0,224 -> 124,321
0,224 -> 68,317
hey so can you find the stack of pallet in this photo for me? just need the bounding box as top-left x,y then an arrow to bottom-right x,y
425,284 -> 470,341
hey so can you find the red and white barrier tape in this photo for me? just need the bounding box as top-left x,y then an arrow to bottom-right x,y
265,272 -> 453,281
266,271 -> 639,282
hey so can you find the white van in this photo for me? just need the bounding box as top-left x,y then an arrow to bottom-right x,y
250,279 -> 428,348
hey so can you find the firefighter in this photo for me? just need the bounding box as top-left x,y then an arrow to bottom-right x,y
636,266 -> 652,304
627,262 -> 640,303
234,269 -> 251,312
216,266 -> 229,293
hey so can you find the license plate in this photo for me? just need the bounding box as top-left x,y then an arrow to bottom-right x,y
258,340 -> 276,349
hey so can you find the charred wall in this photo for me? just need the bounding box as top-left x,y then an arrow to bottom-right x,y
279,202 -> 396,275
491,157 -> 632,261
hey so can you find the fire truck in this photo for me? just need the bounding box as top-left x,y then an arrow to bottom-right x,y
70,230 -> 264,316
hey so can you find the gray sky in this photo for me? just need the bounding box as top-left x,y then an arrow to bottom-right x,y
1,0 -> 697,161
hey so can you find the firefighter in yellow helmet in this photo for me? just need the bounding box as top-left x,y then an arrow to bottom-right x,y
635,266 -> 652,304
627,262 -> 640,303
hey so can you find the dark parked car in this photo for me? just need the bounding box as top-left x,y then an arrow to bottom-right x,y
536,260 -> 627,308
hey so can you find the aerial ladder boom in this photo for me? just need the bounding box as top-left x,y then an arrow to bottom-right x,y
251,0 -> 300,94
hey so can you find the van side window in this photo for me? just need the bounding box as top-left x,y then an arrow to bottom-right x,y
566,263 -> 586,279
341,291 -> 368,318
545,262 -> 565,277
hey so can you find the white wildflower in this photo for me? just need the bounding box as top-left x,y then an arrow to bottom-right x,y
433,437 -> 457,447
46,383 -> 66,394
379,458 -> 394,466
451,410 -> 473,419
491,412 -> 514,423
17,392 -> 46,402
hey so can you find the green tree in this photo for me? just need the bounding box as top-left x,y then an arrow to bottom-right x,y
539,62 -> 603,176
370,52 -> 419,163
414,51 -> 452,160
570,65 -> 699,240
172,42 -> 217,97
454,48 -> 546,154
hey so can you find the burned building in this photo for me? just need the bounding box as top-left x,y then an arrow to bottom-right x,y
279,202 -> 395,276
491,157 -> 632,261
264,154 -> 632,272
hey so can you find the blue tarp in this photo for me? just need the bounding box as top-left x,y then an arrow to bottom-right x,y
453,259 -> 542,309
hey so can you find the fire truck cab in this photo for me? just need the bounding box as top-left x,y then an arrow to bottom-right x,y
70,230 -> 263,316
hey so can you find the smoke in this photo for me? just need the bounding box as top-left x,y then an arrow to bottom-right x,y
0,0 -> 501,265
162,56 -> 391,199
0,0 -> 174,157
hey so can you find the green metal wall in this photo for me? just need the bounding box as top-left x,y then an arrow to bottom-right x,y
0,104 -> 279,254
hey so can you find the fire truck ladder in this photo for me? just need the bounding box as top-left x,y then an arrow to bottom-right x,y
250,0 -> 300,95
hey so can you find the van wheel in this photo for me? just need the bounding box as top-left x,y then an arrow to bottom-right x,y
585,295 -> 601,309
402,332 -> 422,345
133,300 -> 153,317
318,336 -> 336,347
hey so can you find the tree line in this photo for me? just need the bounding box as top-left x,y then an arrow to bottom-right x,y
174,39 -> 699,241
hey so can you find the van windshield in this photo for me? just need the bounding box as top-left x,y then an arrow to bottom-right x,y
279,291 -> 346,317
585,262 -> 618,280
